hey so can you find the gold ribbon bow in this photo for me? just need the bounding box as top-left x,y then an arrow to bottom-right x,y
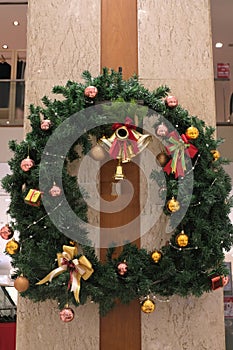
36,245 -> 94,303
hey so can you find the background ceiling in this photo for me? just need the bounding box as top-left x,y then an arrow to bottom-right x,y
0,0 -> 232,58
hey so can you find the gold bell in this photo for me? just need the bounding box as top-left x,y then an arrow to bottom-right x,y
99,127 -> 151,163
114,160 -> 125,181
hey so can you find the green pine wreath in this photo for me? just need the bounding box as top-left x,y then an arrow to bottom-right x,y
2,68 -> 233,316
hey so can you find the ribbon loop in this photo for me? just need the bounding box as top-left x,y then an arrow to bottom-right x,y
164,131 -> 198,178
36,245 -> 94,303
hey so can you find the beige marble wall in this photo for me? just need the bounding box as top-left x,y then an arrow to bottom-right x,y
24,0 -> 101,132
138,1 -> 225,350
17,1 -> 101,350
138,0 -> 216,125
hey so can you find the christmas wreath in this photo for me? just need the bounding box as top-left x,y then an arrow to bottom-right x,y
1,68 -> 233,320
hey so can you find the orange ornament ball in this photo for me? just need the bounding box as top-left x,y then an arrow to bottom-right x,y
14,276 -> 30,292
185,126 -> 199,140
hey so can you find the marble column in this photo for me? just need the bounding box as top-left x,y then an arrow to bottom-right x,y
138,1 -> 225,350
17,1 -> 101,349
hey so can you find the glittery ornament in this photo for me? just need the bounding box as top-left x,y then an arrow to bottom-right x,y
84,86 -> 98,99
41,119 -> 52,130
167,197 -> 180,213
5,239 -> 20,255
211,150 -> 220,161
141,298 -> 156,313
20,157 -> 34,172
49,183 -> 62,197
59,306 -> 75,322
165,95 -> 178,108
185,126 -> 199,140
117,261 -> 128,276
0,224 -> 14,240
176,230 -> 189,247
151,250 -> 162,263
156,123 -> 168,137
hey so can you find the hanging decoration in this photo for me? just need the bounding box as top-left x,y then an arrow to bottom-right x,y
99,116 -> 151,180
36,245 -> 94,303
20,156 -> 35,172
0,224 -> 14,240
24,189 -> 42,207
59,305 -> 75,323
5,239 -> 20,255
14,276 -> 30,292
41,119 -> 52,130
140,295 -> 156,314
163,131 -> 198,178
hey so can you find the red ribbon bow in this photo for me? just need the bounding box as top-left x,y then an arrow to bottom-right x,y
163,131 -> 198,178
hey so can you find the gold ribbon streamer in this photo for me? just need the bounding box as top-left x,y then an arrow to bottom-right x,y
36,245 -> 94,303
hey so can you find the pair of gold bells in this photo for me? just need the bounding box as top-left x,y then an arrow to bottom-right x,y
99,124 -> 151,180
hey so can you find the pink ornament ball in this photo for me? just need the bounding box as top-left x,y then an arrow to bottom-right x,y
59,307 -> 75,323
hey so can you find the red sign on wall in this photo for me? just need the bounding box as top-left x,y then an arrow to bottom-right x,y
217,63 -> 230,79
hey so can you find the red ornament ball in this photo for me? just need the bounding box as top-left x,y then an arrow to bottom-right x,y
0,224 -> 14,240
41,119 -> 52,130
59,307 -> 75,323
117,261 -> 128,276
84,86 -> 98,99
165,95 -> 178,108
20,157 -> 35,172
14,276 -> 30,292
49,184 -> 62,197
156,123 -> 168,137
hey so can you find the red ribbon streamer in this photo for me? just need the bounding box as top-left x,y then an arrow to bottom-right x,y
62,258 -> 76,291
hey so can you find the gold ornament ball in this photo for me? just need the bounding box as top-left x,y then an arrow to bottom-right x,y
176,230 -> 189,247
156,152 -> 170,167
89,144 -> 106,161
141,299 -> 156,313
167,197 -> 180,213
5,239 -> 20,255
14,276 -> 30,292
211,150 -> 220,161
185,126 -> 199,140
151,250 -> 162,263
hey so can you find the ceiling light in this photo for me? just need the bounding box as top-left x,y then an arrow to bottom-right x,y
2,44 -> 8,49
13,21 -> 19,26
215,42 -> 223,48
